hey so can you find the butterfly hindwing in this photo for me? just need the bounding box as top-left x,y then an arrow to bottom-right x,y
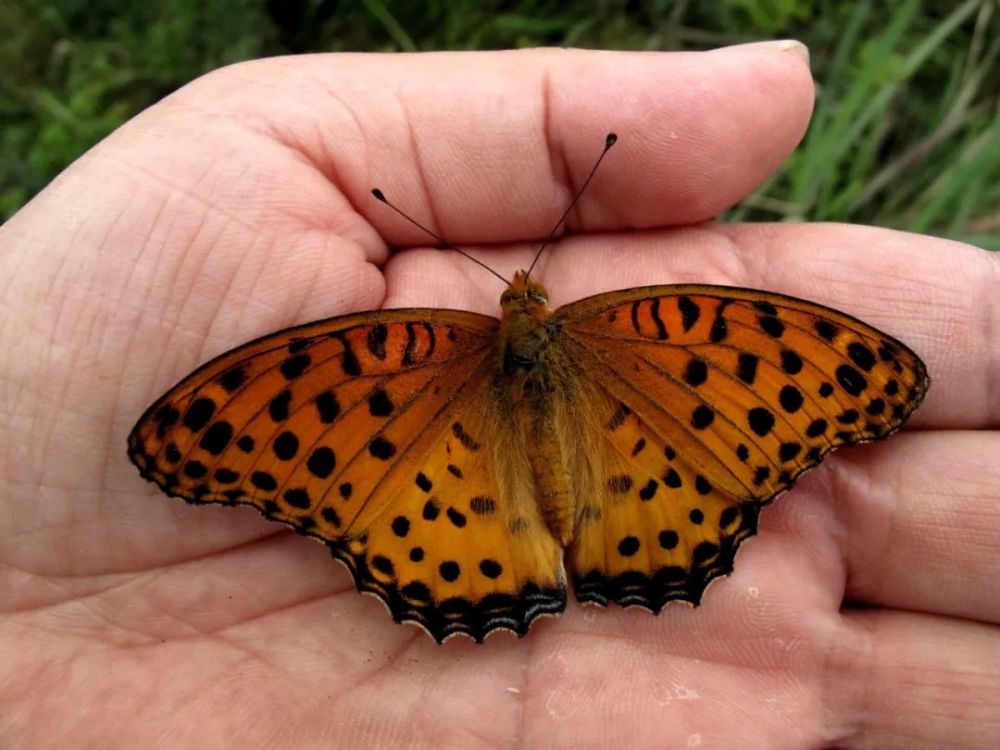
557,285 -> 929,608
334,360 -> 567,642
568,386 -> 760,609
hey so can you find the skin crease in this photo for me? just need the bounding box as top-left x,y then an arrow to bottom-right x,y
1,44 -> 999,748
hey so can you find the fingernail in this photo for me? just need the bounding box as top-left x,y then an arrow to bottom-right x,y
761,39 -> 810,66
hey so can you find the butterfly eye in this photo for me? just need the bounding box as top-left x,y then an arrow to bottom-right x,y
529,291 -> 548,305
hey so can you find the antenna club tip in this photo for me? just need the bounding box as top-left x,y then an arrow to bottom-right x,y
605,133 -> 618,147
371,188 -> 386,202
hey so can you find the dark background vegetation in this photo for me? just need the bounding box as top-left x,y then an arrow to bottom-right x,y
2,0 -> 998,247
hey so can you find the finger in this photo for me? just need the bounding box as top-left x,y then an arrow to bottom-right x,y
833,431 -> 1000,624
165,44 -> 812,243
825,610 -> 1000,748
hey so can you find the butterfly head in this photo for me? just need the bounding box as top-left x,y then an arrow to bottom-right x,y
500,270 -> 550,316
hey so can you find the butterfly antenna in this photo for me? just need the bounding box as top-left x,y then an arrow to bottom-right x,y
525,132 -> 618,281
370,189 -> 511,286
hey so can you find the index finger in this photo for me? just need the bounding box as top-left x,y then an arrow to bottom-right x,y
364,44 -> 814,243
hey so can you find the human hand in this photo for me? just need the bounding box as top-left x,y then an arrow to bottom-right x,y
2,45 -> 998,747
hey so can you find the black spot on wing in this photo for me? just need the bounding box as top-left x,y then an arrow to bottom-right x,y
691,405 -> 714,429
218,367 -> 246,393
183,398 -> 215,432
778,442 -> 801,462
748,407 -> 775,436
366,323 -> 388,360
199,421 -> 232,455
470,496 -> 495,515
663,468 -> 682,488
779,385 -> 803,413
155,405 -> 179,439
369,437 -> 396,460
617,536 -> 640,557
307,446 -> 335,478
452,422 -> 481,451
367,389 -> 394,417
402,322 -> 418,366
608,475 -> 633,494
273,431 -> 299,460
446,507 -> 467,528
284,488 -> 311,509
639,479 -> 658,501
422,499 -> 440,521
336,333 -> 361,376
780,349 -> 803,374
251,471 -> 277,491
269,389 -> 291,422
806,418 -> 828,437
280,354 -> 310,380
678,296 -> 700,332
315,391 -> 339,423
608,402 -> 631,430
759,315 -> 784,338
737,353 -> 758,384
479,559 -> 503,579
684,358 -> 708,387
814,319 -> 838,341
650,298 -> 668,339
836,364 -> 867,395
709,299 -> 731,343
847,342 -> 877,372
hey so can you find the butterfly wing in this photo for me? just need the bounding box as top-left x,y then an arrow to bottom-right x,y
128,309 -> 566,642
554,285 -> 929,610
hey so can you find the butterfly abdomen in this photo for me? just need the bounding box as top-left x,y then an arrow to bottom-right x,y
495,272 -> 572,544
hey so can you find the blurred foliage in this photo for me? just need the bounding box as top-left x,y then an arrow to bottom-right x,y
1,0 -> 998,247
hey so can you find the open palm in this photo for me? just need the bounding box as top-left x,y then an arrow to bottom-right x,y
2,46 -> 998,748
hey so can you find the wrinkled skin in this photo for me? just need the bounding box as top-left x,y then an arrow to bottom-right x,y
2,45 -> 998,749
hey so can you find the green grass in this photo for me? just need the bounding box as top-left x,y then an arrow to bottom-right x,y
2,0 -> 998,248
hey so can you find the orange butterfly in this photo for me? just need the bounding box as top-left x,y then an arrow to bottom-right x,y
128,134 -> 929,643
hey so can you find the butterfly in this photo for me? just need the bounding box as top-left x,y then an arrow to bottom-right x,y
127,134 -> 930,643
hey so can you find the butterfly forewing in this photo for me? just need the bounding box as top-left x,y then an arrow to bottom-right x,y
557,285 -> 929,609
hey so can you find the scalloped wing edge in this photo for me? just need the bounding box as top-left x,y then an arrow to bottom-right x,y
330,543 -> 567,643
